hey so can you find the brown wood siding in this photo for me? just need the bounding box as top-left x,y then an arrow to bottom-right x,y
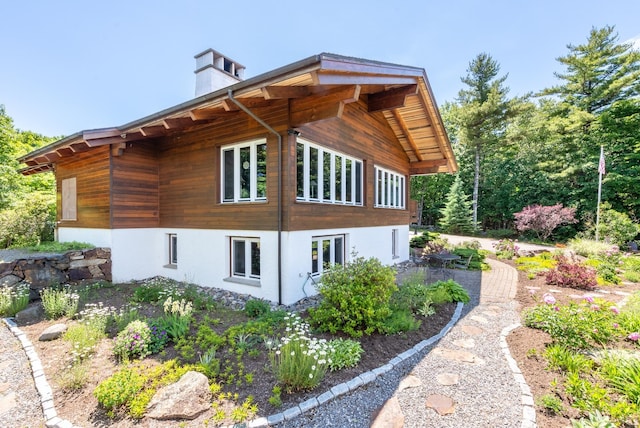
157,102 -> 289,230
55,146 -> 111,228
285,100 -> 411,231
111,141 -> 160,228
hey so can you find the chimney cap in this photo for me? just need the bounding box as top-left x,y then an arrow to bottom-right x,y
194,48 -> 245,69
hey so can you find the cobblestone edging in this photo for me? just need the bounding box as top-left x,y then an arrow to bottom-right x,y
2,318 -> 80,428
5,303 -> 537,428
500,323 -> 537,428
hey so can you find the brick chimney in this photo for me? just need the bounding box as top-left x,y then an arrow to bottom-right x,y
194,49 -> 245,97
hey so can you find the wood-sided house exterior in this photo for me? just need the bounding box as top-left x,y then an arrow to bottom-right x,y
19,51 -> 457,305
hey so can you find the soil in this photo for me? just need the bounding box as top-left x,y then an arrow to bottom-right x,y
16,262 -> 640,428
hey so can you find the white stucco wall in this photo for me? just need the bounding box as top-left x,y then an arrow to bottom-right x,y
57,224 -> 409,305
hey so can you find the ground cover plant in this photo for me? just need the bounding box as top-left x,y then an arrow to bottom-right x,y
15,263 -> 459,427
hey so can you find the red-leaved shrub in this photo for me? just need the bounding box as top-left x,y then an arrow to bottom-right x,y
544,255 -> 597,290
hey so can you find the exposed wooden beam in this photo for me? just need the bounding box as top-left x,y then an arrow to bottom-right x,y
44,152 -> 61,162
408,159 -> 448,175
139,125 -> 166,137
290,101 -> 344,127
69,142 -> 90,153
262,86 -> 311,99
56,147 -> 74,157
82,129 -> 121,140
111,142 -> 127,157
162,117 -> 196,129
289,85 -> 360,126
368,85 -> 418,112
392,110 -> 423,162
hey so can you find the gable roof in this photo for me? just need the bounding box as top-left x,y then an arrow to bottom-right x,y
19,53 -> 457,175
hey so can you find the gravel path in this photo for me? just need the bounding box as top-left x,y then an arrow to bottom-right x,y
0,321 -> 44,428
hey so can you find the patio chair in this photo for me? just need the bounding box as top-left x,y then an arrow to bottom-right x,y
454,255 -> 472,270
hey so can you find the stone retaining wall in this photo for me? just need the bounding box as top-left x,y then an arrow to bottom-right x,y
0,248 -> 111,292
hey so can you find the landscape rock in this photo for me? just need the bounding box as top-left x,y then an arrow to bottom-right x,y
436,373 -> 460,386
0,274 -> 21,287
146,371 -> 211,420
15,304 -> 44,325
39,324 -> 67,341
425,394 -> 455,415
370,396 -> 404,428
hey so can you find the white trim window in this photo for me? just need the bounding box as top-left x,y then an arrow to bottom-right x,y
221,139 -> 267,203
374,166 -> 406,209
231,237 -> 261,280
168,233 -> 178,266
311,234 -> 345,276
296,138 -> 363,205
392,228 -> 400,259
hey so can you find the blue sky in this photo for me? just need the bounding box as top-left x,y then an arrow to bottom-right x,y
2,0 -> 639,138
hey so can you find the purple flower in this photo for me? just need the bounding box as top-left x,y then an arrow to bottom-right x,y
584,296 -> 594,304
613,323 -> 619,329
590,304 -> 600,311
543,293 -> 556,305
610,306 -> 620,315
628,332 -> 640,341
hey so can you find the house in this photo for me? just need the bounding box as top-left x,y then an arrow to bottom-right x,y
19,50 -> 457,305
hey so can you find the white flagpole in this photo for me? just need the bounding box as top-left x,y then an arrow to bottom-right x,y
596,145 -> 604,242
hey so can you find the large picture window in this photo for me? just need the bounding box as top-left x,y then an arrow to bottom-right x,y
221,139 -> 267,203
311,234 -> 345,276
231,237 -> 261,280
374,166 -> 405,209
296,139 -> 362,205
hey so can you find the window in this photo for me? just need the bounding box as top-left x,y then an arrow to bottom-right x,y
221,139 -> 267,203
231,237 -> 261,279
296,138 -> 363,205
311,235 -> 345,276
168,233 -> 178,266
375,166 -> 406,209
392,229 -> 400,259
61,177 -> 77,220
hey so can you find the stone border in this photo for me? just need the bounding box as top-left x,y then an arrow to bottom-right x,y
5,302 -> 536,428
500,323 -> 537,428
2,318 -> 80,428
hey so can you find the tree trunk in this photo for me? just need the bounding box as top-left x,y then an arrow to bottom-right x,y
473,142 -> 480,228
417,195 -> 424,226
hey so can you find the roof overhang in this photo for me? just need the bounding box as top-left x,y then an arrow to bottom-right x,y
19,53 -> 457,176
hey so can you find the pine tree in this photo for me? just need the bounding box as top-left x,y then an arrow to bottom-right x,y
439,175 -> 475,234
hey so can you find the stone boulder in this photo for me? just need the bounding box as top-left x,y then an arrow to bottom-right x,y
15,304 -> 44,325
39,323 -> 67,341
146,371 -> 211,420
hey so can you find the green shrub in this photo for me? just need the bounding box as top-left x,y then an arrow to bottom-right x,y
327,338 -> 363,371
452,247 -> 485,270
544,344 -> 593,374
41,286 -> 80,319
409,232 -> 439,248
426,280 -> 470,303
382,309 -> 421,334
158,296 -> 193,340
0,283 -> 30,316
113,320 -> 152,360
0,192 -> 55,248
571,411 -> 616,428
244,299 -> 271,318
64,323 -> 104,364
537,394 -> 564,415
516,253 -> 557,275
308,256 -> 397,338
392,275 -> 431,313
600,356 -> 640,407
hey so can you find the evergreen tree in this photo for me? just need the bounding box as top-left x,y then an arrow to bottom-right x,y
439,175 -> 474,234
450,53 -> 515,227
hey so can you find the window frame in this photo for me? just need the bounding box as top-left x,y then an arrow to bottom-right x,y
296,138 -> 363,206
166,233 -> 178,268
311,234 -> 346,277
374,166 -> 406,209
221,139 -> 267,203
392,228 -> 400,259
230,237 -> 261,280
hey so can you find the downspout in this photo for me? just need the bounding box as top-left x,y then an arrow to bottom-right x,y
227,89 -> 283,305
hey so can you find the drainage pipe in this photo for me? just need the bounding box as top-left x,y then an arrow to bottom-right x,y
227,89 -> 283,305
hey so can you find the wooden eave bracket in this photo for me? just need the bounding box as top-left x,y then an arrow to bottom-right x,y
289,85 -> 361,127
368,84 -> 418,112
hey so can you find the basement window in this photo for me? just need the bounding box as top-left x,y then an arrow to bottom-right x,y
311,234 -> 345,276
165,233 -> 178,268
230,237 -> 261,281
